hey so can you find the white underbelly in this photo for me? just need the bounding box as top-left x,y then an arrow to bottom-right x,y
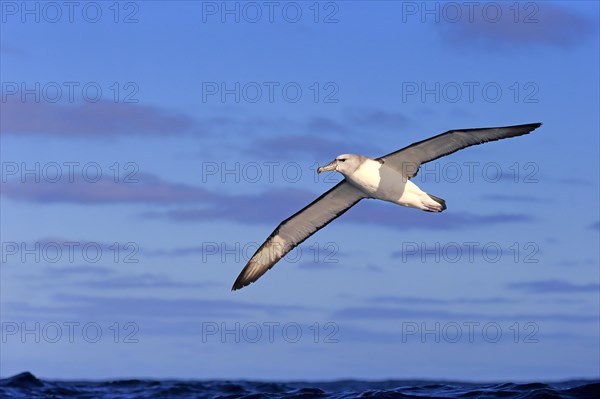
346,160 -> 424,206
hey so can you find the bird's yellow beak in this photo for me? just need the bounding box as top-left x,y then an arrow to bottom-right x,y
317,160 -> 337,174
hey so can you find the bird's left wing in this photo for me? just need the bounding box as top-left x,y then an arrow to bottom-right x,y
380,123 -> 542,178
232,180 -> 366,290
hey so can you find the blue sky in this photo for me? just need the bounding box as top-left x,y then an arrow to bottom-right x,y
1,1 -> 599,381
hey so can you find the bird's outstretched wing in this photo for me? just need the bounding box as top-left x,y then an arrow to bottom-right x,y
379,123 -> 542,178
232,180 -> 366,290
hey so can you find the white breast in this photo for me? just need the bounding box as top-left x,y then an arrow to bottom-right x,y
346,159 -> 408,199
345,159 -> 381,194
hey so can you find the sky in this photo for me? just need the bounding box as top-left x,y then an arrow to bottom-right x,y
0,0 -> 599,382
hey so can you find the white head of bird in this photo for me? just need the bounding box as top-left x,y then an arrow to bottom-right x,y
317,154 -> 366,177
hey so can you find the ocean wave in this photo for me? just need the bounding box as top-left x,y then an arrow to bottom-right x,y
0,372 -> 597,399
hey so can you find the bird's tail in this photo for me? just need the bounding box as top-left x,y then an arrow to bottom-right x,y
422,193 -> 447,212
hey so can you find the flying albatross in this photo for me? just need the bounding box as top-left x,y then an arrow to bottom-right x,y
232,123 -> 542,290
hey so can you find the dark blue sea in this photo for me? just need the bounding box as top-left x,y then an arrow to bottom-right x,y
0,372 -> 598,399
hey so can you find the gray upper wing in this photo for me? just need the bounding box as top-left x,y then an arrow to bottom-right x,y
380,123 -> 542,178
232,180 -> 366,290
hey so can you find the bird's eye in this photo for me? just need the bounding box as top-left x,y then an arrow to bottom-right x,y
339,159 -> 346,162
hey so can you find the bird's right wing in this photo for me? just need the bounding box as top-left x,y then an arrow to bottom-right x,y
380,123 -> 542,178
232,180 -> 366,290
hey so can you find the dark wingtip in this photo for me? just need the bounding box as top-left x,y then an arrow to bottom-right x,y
519,122 -> 542,131
231,271 -> 252,291
518,122 -> 542,135
490,122 -> 542,139
231,279 -> 245,291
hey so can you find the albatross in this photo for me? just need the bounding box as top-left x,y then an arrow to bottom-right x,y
232,122 -> 542,290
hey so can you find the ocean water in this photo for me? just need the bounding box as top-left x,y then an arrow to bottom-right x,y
0,372 -> 598,399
